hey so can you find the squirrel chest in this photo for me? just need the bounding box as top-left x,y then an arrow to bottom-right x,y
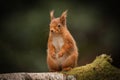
52,36 -> 64,53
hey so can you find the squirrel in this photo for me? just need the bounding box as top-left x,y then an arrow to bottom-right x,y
47,10 -> 78,71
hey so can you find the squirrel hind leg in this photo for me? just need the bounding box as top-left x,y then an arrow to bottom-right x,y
62,67 -> 72,71
47,56 -> 62,71
61,53 -> 78,71
49,66 -> 62,72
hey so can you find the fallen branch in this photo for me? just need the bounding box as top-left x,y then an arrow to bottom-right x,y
0,73 -> 68,80
0,54 -> 120,80
65,54 -> 120,80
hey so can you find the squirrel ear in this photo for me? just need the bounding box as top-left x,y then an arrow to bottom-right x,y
60,10 -> 68,25
50,10 -> 54,20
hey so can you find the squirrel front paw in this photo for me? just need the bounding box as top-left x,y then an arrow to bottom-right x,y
51,53 -> 56,59
58,52 -> 63,58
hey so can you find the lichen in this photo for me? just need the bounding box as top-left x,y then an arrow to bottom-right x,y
63,54 -> 120,80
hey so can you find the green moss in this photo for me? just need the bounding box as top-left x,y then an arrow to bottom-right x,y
64,54 -> 120,80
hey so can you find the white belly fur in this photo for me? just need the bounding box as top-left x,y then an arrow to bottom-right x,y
52,36 -> 65,64
52,36 -> 64,53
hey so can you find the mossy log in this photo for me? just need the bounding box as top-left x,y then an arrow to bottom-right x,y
65,54 -> 120,80
0,54 -> 120,80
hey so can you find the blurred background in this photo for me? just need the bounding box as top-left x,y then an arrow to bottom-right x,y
0,0 -> 119,73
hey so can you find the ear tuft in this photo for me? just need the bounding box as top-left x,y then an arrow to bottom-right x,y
61,10 -> 68,18
50,10 -> 54,20
60,10 -> 68,25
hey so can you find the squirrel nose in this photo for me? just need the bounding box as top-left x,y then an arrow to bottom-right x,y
51,30 -> 54,32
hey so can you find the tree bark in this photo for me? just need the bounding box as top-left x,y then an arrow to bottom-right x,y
0,72 -> 76,80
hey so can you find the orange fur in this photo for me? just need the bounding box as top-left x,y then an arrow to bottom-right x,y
47,10 -> 78,71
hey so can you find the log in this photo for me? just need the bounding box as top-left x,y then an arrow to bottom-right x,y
0,54 -> 120,80
65,54 -> 120,80
0,72 -> 76,80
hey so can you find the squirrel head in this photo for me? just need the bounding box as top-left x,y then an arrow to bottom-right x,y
49,10 -> 68,35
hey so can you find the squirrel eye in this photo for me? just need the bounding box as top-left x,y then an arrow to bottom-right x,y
58,24 -> 61,27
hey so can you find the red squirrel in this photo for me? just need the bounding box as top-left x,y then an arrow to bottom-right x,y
47,10 -> 78,71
